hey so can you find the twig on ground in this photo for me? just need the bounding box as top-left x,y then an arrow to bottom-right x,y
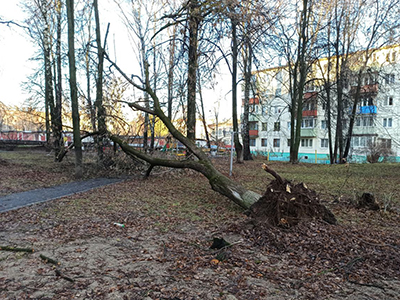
0,246 -> 34,253
39,254 -> 59,265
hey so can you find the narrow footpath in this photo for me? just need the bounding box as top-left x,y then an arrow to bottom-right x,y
0,177 -> 126,213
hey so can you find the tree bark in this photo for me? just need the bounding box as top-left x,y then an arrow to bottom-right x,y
186,0 -> 200,142
94,0 -> 106,163
66,0 -> 83,178
242,37 -> 253,161
231,19 -> 243,163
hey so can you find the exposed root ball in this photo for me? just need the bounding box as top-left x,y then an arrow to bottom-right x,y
248,165 -> 336,227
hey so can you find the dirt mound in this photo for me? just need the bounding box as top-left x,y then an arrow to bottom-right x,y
247,164 -> 336,227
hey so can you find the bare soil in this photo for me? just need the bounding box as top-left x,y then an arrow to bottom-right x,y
0,151 -> 399,299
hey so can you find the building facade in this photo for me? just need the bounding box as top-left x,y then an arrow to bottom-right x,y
243,45 -> 400,162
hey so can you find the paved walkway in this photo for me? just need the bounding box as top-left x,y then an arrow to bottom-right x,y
0,177 -> 127,213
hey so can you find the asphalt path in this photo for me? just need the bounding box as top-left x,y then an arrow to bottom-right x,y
0,177 -> 126,213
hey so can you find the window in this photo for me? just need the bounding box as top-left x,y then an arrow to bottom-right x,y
363,117 -> 374,127
385,74 -> 395,84
383,118 -> 393,128
321,120 -> 327,129
301,118 -> 314,128
389,97 -> 393,105
250,138 -> 256,147
261,139 -> 268,147
356,117 -> 361,127
274,122 -> 280,131
273,138 -> 280,148
380,138 -> 392,149
301,138 -> 313,147
287,122 -> 291,130
249,122 -> 258,130
287,139 -> 291,147
321,139 -> 328,148
261,123 -> 268,131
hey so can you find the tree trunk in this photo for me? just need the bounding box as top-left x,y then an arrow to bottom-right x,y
186,0 -> 200,142
231,19 -> 243,163
111,135 -> 260,209
94,0 -> 106,163
54,0 -> 64,162
198,73 -> 211,149
66,0 -> 83,178
167,25 -> 177,121
242,38 -> 253,161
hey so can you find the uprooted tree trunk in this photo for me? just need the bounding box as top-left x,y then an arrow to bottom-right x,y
111,136 -> 260,209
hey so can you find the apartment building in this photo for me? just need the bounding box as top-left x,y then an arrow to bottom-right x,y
243,45 -> 400,162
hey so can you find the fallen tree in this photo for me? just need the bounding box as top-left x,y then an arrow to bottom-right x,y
103,40 -> 263,209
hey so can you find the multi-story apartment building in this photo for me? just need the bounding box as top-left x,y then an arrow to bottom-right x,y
243,45 -> 400,162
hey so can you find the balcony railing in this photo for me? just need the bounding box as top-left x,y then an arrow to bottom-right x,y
358,105 -> 377,114
249,130 -> 259,137
350,84 -> 378,95
302,110 -> 318,117
300,128 -> 317,137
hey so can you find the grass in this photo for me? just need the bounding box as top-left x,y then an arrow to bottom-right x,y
1,150 -> 400,299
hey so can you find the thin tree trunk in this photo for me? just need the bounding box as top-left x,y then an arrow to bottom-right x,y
186,0 -> 200,142
66,0 -> 83,178
167,25 -> 177,121
242,38 -> 253,161
94,0 -> 106,163
231,19 -> 243,163
198,73 -> 211,149
54,0 -> 64,161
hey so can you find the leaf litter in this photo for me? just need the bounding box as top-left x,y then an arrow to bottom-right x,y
0,153 -> 399,299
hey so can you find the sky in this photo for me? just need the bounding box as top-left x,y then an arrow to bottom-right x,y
0,1 -> 233,121
0,1 -> 36,108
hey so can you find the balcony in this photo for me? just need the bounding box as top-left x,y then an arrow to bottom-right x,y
249,114 -> 258,122
352,127 -> 377,135
301,128 -> 317,137
302,110 -> 318,117
350,84 -> 378,95
358,105 -> 377,114
249,130 -> 259,137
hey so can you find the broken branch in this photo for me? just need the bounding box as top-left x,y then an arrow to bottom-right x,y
262,163 -> 284,184
0,246 -> 34,253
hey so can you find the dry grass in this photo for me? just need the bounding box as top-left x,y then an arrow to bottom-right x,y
0,151 -> 399,299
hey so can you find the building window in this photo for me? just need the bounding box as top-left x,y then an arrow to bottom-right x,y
385,74 -> 395,85
321,120 -> 327,129
383,118 -> 392,127
287,122 -> 291,130
249,122 -> 258,130
273,139 -> 280,148
379,138 -> 392,149
356,117 -> 361,127
250,138 -> 256,147
301,138 -> 313,147
389,97 -> 393,105
261,138 -> 268,147
321,138 -> 328,148
362,117 -> 374,127
274,122 -> 280,131
261,123 -> 268,131
301,118 -> 314,128
287,139 -> 291,147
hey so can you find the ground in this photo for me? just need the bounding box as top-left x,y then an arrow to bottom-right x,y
0,149 -> 399,299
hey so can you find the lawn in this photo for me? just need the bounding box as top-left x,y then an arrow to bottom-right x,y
0,150 -> 399,299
